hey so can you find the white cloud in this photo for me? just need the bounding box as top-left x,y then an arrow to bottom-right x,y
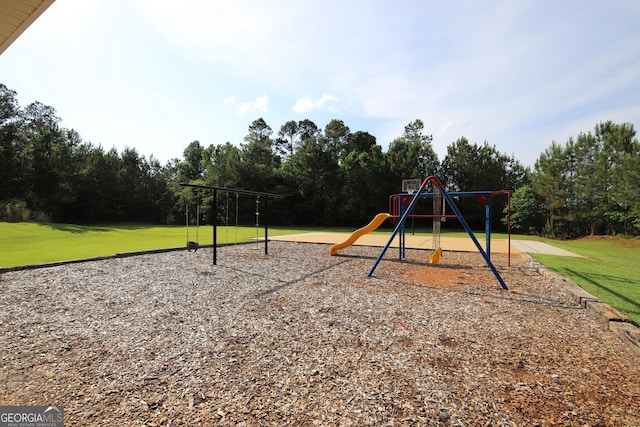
438,120 -> 468,138
292,94 -> 339,114
3,0 -> 639,167
237,93 -> 269,115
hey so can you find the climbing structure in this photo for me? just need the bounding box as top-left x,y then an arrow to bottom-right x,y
368,176 -> 509,290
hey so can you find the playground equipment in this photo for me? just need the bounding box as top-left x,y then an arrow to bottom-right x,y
429,186 -> 443,264
254,196 -> 261,249
185,195 -> 200,252
223,191 -> 240,245
180,183 -> 283,265
389,182 -> 512,266
330,213 -> 391,255
369,176 -> 510,290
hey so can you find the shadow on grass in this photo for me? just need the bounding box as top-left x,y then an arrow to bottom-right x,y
36,223 -> 113,234
562,267 -> 640,325
37,223 -> 156,234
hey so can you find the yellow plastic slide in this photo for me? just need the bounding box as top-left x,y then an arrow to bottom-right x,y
330,213 -> 391,256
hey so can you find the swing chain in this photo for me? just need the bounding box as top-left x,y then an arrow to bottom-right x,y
186,194 -> 200,252
255,196 -> 260,227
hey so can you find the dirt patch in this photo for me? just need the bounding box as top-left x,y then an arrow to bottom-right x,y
389,251 -> 499,290
1,243 -> 639,426
576,235 -> 640,248
404,264 -> 464,290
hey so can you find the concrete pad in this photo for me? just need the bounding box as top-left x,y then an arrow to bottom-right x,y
511,240 -> 583,257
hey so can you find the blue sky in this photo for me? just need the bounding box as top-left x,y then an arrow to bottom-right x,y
2,0 -> 639,167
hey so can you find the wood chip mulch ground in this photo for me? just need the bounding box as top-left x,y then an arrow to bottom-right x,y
1,241 -> 639,426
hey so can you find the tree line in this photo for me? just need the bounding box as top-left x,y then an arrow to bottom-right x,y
514,121 -> 640,237
1,83 -> 638,236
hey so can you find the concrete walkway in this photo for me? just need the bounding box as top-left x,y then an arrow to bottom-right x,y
269,233 -> 583,257
511,240 -> 583,257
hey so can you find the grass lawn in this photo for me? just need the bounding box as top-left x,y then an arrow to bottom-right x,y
1,222 -> 638,326
0,222 -> 312,268
528,237 -> 640,327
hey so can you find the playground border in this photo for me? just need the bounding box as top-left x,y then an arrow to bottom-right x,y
0,242 -> 252,274
0,246 -> 191,273
525,254 -> 640,355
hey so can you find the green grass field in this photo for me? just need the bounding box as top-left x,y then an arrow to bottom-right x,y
1,222 -> 638,326
0,222 -> 309,267
527,237 -> 640,326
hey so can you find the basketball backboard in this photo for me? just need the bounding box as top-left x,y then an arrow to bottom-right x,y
401,179 -> 422,194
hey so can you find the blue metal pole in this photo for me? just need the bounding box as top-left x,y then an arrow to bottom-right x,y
485,194 -> 492,264
400,223 -> 405,260
438,188 -> 508,290
398,196 -> 402,260
369,186 -> 426,277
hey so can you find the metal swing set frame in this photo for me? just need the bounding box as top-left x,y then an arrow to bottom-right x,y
180,183 -> 283,265
369,176 -> 511,290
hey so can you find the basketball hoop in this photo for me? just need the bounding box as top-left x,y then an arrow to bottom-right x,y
401,179 -> 421,194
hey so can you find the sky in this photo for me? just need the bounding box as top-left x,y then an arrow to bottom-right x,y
2,0 -> 640,168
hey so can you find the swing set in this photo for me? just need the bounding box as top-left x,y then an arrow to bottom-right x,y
185,197 -> 200,252
180,183 -> 283,265
371,176 -> 511,290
